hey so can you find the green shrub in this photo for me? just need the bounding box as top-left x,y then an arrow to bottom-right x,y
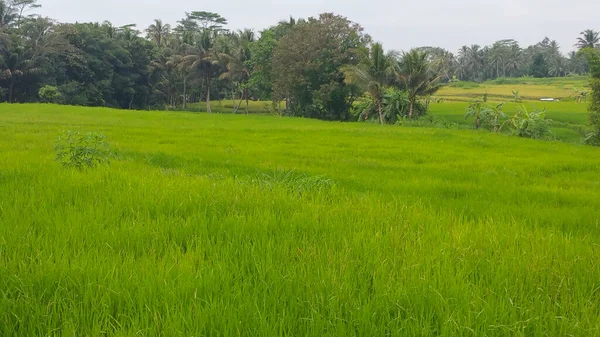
55,131 -> 111,170
584,132 -> 600,146
38,85 -> 62,103
505,105 -> 553,139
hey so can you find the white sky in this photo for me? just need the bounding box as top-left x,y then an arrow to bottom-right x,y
38,0 -> 600,54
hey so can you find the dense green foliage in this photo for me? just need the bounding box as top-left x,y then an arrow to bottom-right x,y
580,48 -> 600,144
271,14 -> 367,121
1,0 -> 599,123
54,130 -> 111,170
1,104 -> 600,336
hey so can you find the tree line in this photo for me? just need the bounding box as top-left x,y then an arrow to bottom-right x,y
1,0 -> 599,122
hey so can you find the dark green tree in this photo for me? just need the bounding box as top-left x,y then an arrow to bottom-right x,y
530,53 -> 548,78
271,13 -> 369,121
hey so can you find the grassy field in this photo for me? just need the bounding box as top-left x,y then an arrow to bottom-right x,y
187,100 -> 282,114
181,77 -> 593,144
428,101 -> 590,143
436,76 -> 590,102
1,104 -> 600,336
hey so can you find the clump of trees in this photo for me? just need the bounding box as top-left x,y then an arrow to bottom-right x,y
343,44 -> 442,124
465,99 -> 553,140
580,47 -> 600,145
1,0 -> 599,126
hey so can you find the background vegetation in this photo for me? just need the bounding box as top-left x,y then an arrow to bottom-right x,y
1,0 -> 599,123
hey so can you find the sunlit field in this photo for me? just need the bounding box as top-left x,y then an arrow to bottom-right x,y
435,76 -> 590,102
1,104 -> 599,336
183,77 -> 593,144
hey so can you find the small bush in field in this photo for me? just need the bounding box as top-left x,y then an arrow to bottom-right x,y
55,131 -> 111,170
38,85 -> 62,104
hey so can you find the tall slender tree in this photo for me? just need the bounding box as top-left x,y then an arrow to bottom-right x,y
342,42 -> 395,124
397,49 -> 443,119
576,30 -> 600,50
146,19 -> 171,47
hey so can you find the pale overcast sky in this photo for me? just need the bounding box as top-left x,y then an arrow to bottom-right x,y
38,0 -> 599,54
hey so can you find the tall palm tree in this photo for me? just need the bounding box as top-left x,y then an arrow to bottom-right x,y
146,19 -> 171,47
568,51 -> 586,75
1,45 -> 41,102
429,49 -> 455,81
182,43 -> 220,112
576,29 -> 600,50
150,48 -> 179,108
342,42 -> 396,124
218,29 -> 255,113
548,56 -> 567,77
504,44 -> 522,77
456,45 -> 470,80
166,53 -> 188,109
467,45 -> 484,80
488,48 -> 504,78
397,49 -> 443,119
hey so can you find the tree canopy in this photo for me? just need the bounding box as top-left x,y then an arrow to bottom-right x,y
0,0 -> 598,123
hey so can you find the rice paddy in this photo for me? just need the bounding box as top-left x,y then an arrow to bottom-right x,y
1,103 -> 600,336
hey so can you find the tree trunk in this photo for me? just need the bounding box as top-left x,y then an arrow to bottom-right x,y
129,93 -> 135,110
409,99 -> 414,119
377,99 -> 384,124
235,99 -> 242,111
244,88 -> 249,114
183,76 -> 187,110
206,79 -> 211,113
9,79 -> 14,103
231,90 -> 236,113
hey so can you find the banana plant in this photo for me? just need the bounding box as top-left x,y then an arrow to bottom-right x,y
464,100 -> 485,129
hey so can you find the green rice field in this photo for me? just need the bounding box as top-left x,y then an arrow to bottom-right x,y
1,103 -> 600,336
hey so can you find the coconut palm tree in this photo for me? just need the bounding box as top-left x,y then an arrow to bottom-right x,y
397,49 -> 443,119
182,43 -> 221,112
219,29 -> 255,113
342,42 -> 396,124
149,48 -> 179,108
0,45 -> 41,102
146,19 -> 171,47
548,56 -> 567,77
488,48 -> 504,78
165,52 -> 188,109
504,44 -> 522,77
456,45 -> 470,80
576,29 -> 600,50
466,45 -> 484,80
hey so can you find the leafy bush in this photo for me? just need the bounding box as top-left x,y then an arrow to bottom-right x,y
584,132 -> 600,146
465,102 -> 506,132
464,100 -> 485,129
505,105 -> 553,139
38,85 -> 62,103
351,98 -> 377,122
55,131 -> 112,170
580,48 -> 600,145
352,89 -> 427,124
383,88 -> 410,123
